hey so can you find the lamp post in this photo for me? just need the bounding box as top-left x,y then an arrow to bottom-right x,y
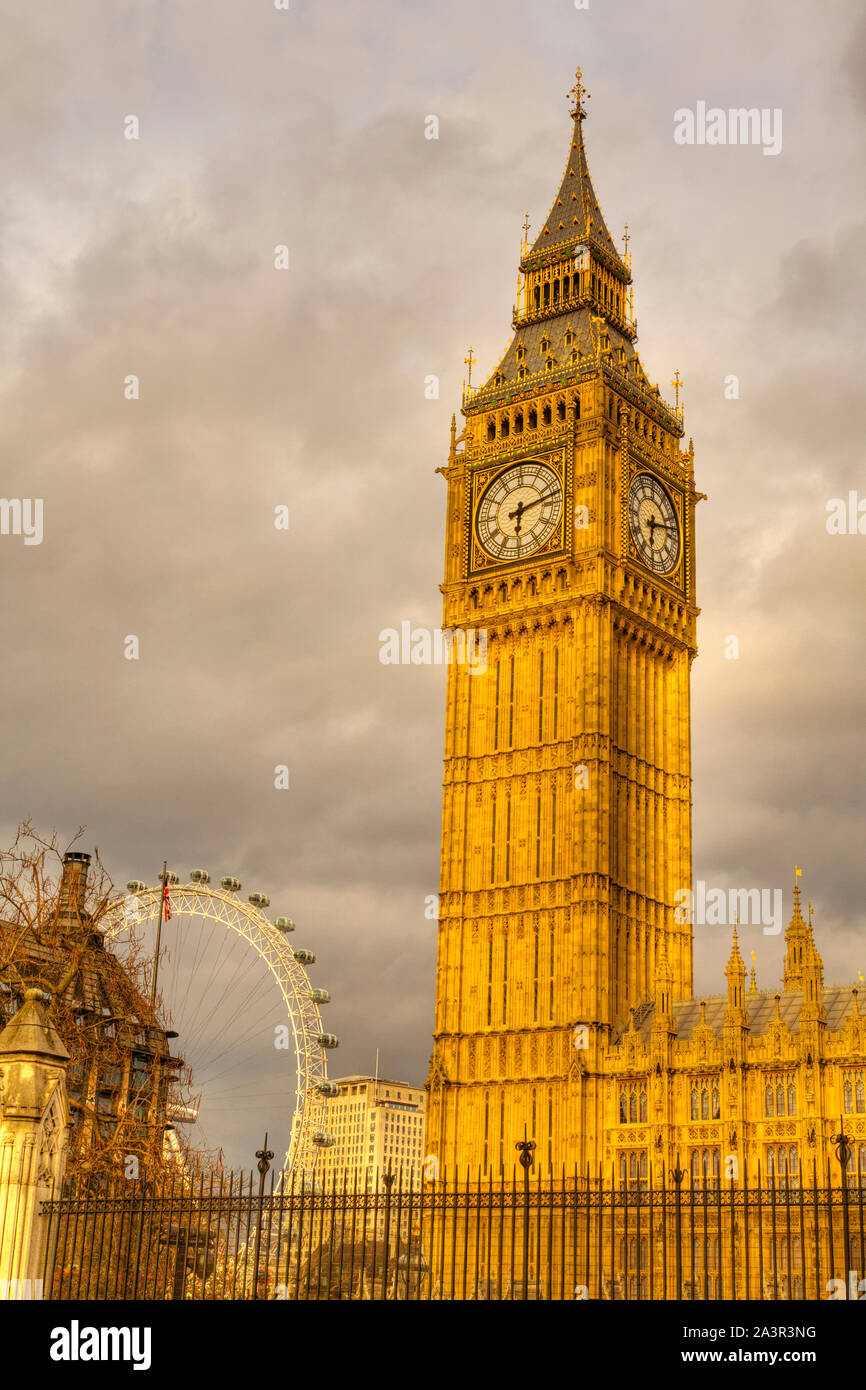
832,1116 -> 852,1282
516,1126 -> 536,1299
252,1134 -> 274,1300
671,1158 -> 686,1301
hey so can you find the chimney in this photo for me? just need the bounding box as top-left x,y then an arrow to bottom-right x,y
57,851 -> 91,933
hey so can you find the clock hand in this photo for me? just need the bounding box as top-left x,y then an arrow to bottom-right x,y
508,488 -> 560,520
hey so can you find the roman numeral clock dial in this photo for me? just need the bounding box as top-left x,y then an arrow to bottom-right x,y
475,461 -> 563,562
628,472 -> 680,576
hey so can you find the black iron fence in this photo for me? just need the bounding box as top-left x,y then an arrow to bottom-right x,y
40,1161 -> 866,1301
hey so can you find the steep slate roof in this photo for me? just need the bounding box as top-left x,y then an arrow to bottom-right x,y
490,310 -> 637,392
614,985 -> 861,1046
529,113 -> 627,272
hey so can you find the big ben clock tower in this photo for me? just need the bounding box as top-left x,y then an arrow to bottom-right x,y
426,70 -> 700,1176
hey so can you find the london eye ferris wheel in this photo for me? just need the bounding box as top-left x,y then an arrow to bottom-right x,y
99,870 -> 340,1172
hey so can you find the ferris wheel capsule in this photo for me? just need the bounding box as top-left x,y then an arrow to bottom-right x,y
316,1032 -> 339,1049
273,917 -> 295,932
190,869 -> 210,884
312,1131 -> 336,1147
248,892 -> 270,908
126,881 -> 147,894
309,988 -> 330,1004
294,948 -> 315,965
316,1080 -> 341,1097
220,876 -> 242,892
164,871 -> 180,886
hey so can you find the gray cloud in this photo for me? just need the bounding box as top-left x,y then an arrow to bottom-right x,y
1,0 -> 864,1165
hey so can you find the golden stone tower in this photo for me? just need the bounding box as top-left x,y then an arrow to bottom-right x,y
426,70 -> 701,1176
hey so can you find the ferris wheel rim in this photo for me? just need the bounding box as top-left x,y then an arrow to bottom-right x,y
100,879 -> 333,1173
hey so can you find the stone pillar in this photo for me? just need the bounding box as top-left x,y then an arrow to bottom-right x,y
0,989 -> 70,1298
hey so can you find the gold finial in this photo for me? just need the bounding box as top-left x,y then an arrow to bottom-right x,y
590,313 -> 606,360
622,223 -> 631,260
671,369 -> 683,409
522,211 -> 531,245
464,345 -> 476,387
568,66 -> 590,118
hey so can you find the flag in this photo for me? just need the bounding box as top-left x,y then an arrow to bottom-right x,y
163,879 -> 172,922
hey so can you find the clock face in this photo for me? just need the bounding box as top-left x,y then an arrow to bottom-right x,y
628,472 -> 680,575
475,461 -> 563,561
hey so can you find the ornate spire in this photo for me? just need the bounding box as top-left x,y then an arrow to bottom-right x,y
783,870 -> 810,989
725,928 -> 747,1020
528,66 -> 628,278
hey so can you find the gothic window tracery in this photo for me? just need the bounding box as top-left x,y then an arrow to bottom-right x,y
764,1072 -> 797,1116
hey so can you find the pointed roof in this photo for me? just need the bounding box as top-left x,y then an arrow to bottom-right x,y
528,83 -> 628,275
726,927 -> 745,973
0,989 -> 69,1062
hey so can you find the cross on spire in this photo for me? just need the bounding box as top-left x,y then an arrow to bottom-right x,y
622,223 -> 630,258
568,66 -> 590,119
671,369 -> 683,409
464,345 -> 477,386
522,212 -> 531,243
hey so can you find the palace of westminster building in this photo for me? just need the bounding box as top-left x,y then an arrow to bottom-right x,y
425,71 -> 866,1189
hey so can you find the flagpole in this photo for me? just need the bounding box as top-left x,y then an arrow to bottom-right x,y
150,859 -> 167,1013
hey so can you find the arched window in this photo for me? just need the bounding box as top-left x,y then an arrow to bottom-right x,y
542,404 -> 552,426
711,1085 -> 720,1119
788,1083 -> 796,1116
778,1148 -> 787,1177
691,1151 -> 700,1178
487,419 -> 496,442
629,1152 -> 638,1180
639,1088 -> 647,1123
857,1078 -> 865,1113
500,415 -> 509,438
534,285 -> 540,310
691,1085 -> 699,1121
574,395 -> 581,420
776,1083 -> 784,1116
557,400 -> 566,422
844,1080 -> 854,1114
619,1153 -> 627,1182
629,1091 -> 637,1123
619,1093 -> 627,1123
514,411 -> 523,435
639,1152 -> 647,1180
528,408 -> 537,430
765,1084 -> 774,1117
700,1087 -> 709,1120
543,283 -> 550,307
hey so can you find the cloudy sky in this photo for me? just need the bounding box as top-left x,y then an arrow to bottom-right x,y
1,0 -> 864,1166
